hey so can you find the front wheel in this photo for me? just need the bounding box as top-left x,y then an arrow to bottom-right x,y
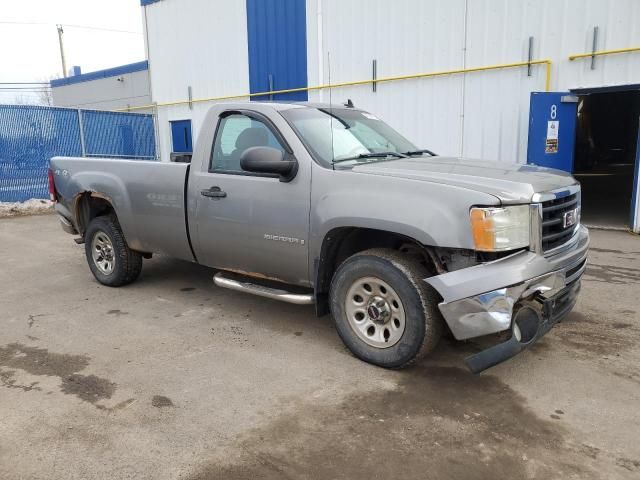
84,215 -> 143,287
329,248 -> 442,368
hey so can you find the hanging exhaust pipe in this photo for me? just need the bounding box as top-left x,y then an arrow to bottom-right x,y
465,304 -> 542,374
511,306 -> 540,344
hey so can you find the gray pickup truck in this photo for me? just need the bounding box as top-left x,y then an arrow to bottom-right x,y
50,101 -> 588,372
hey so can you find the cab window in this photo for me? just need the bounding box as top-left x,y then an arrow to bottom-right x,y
210,113 -> 285,173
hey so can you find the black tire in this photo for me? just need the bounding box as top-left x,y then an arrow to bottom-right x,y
84,214 -> 143,287
329,248 -> 442,369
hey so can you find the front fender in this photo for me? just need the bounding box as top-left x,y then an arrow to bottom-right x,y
309,167 -> 501,263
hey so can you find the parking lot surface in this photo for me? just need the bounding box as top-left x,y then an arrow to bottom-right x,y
1,214 -> 639,479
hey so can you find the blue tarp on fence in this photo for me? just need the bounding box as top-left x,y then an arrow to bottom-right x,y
0,105 -> 156,202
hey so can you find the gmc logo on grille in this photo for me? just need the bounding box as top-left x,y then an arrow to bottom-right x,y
563,208 -> 579,228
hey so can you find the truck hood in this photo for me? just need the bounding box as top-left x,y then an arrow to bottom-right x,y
351,157 -> 577,203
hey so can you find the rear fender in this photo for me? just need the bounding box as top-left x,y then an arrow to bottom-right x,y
63,171 -> 138,249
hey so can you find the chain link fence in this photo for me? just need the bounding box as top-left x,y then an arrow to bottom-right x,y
0,105 -> 156,202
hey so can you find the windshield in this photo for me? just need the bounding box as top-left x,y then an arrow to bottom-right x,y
280,107 -> 418,168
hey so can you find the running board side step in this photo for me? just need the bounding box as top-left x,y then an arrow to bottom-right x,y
213,272 -> 315,305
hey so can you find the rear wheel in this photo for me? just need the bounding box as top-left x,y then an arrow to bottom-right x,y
84,215 -> 142,287
329,248 -> 442,368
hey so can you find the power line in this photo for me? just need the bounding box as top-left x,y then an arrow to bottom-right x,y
0,87 -> 52,90
65,24 -> 143,35
0,21 -> 49,26
0,21 -> 142,35
0,90 -> 51,93
0,82 -> 50,85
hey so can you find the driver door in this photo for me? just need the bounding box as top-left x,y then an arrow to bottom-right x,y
190,110 -> 311,286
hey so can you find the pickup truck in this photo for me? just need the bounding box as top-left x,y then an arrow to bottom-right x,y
50,101 -> 589,373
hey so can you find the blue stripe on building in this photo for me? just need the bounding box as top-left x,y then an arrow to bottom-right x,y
246,0 -> 308,101
50,61 -> 149,87
631,123 -> 640,227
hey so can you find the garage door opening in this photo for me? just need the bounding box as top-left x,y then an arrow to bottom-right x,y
573,89 -> 640,229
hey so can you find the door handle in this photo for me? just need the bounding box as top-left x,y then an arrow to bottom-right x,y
201,187 -> 227,198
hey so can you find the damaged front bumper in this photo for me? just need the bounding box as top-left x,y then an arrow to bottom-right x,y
425,225 -> 589,373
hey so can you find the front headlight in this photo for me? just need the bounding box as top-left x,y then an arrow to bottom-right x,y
470,205 -> 530,252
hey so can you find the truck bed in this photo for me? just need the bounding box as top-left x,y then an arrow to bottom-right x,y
50,157 -> 194,261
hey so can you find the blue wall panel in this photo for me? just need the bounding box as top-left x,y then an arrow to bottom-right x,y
246,0 -> 308,101
631,124 -> 640,230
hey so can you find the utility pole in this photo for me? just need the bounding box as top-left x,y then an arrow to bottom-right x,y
56,24 -> 67,77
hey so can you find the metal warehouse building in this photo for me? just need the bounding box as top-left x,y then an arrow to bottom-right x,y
139,0 -> 640,232
51,61 -> 152,113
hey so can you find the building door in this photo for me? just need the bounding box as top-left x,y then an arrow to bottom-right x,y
570,88 -> 640,231
246,0 -> 308,101
527,92 -> 578,172
170,119 -> 193,153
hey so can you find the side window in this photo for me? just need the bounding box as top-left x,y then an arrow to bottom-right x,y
210,113 -> 285,173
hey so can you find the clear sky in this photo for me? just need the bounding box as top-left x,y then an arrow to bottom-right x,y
0,0 -> 145,104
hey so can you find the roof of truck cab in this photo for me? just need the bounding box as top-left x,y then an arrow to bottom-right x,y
216,101 -> 362,111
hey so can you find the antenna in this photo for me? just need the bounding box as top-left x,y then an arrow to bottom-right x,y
328,51 -> 335,168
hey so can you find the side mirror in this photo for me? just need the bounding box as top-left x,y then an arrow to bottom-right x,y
240,146 -> 297,181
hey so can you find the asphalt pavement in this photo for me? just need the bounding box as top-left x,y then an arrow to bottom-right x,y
1,214 -> 639,479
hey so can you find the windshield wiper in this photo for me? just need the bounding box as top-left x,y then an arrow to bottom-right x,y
403,149 -> 437,156
332,151 -> 407,164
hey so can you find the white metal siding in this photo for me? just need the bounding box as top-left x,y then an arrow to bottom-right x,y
144,0 -> 640,162
306,0 -> 640,163
306,0 -> 467,158
144,0 -> 250,160
462,0 -> 640,162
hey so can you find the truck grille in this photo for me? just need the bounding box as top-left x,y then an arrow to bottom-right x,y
541,193 -> 579,251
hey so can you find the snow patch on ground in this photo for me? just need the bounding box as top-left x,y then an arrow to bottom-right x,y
0,199 -> 54,218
